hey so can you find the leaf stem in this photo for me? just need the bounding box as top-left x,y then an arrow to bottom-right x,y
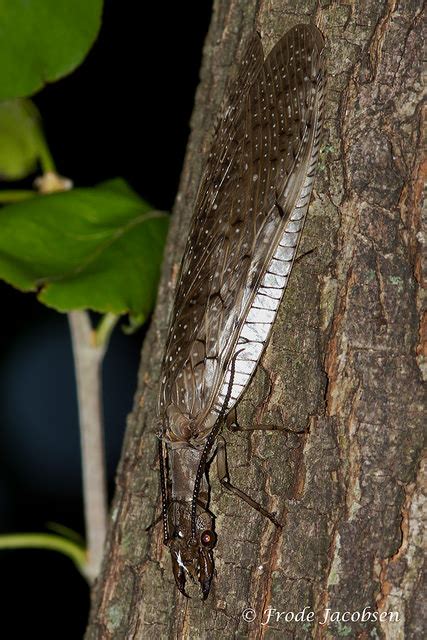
94,312 -> 119,347
45,521 -> 85,545
0,533 -> 87,577
36,128 -> 57,174
68,310 -> 109,583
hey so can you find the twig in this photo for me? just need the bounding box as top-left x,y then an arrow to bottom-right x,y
68,311 -> 117,582
27,135 -> 119,582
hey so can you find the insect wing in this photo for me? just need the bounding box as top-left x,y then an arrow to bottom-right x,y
159,25 -> 325,442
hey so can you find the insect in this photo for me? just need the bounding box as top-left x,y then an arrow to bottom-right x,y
156,23 -> 326,599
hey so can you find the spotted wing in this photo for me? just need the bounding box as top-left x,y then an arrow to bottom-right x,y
159,24 -> 325,444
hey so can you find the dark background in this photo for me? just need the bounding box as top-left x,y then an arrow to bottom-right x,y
0,1 -> 212,637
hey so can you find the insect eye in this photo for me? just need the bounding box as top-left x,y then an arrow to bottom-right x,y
201,530 -> 216,548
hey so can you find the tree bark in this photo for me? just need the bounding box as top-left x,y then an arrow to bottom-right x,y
86,1 -> 425,638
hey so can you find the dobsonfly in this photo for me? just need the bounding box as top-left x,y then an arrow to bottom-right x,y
155,23 -> 326,599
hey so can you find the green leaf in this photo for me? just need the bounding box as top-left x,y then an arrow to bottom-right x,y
0,99 -> 45,180
0,0 -> 104,100
100,178 -> 140,198
0,179 -> 169,323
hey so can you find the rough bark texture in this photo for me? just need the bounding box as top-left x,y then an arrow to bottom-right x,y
86,1 -> 425,638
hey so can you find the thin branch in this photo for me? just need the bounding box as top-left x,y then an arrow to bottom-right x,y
26,127 -> 117,583
68,310 -> 110,583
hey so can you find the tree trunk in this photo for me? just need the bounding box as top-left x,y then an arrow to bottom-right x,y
86,1 -> 425,638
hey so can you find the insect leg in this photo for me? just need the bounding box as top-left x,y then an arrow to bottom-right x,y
216,436 -> 282,528
225,408 -> 283,432
145,512 -> 163,533
225,407 -> 240,432
294,247 -> 317,264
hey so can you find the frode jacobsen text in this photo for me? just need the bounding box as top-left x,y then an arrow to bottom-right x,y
241,605 -> 400,626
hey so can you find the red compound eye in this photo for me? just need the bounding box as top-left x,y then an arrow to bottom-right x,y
201,530 -> 216,547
